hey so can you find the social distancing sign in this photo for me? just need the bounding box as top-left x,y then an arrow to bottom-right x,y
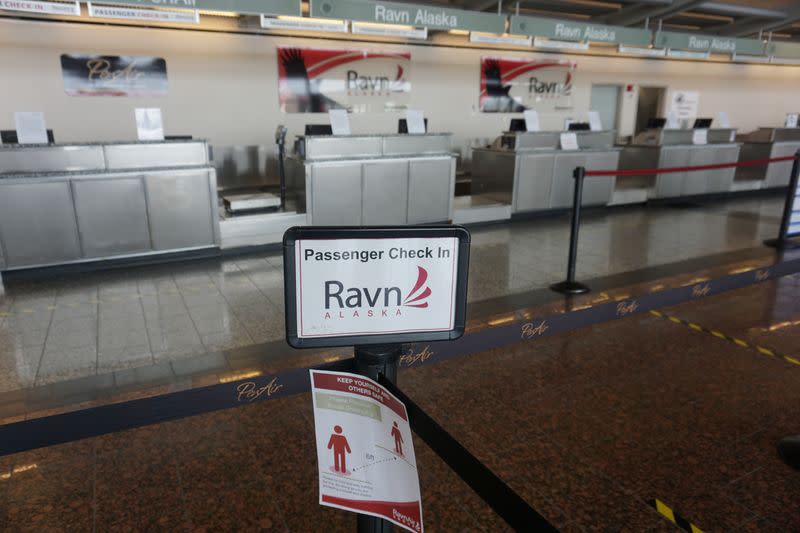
310,370 -> 423,533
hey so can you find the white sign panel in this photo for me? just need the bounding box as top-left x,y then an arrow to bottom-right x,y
0,0 -> 79,15
670,90 -> 700,120
560,132 -> 579,150
329,109 -> 351,136
666,111 -> 680,129
310,369 -> 422,533
135,108 -> 164,141
588,110 -> 603,131
785,113 -> 799,128
295,237 -> 459,339
260,15 -> 348,33
88,3 -> 199,23
352,22 -> 427,40
717,111 -> 730,128
405,109 -> 426,134
523,110 -> 540,132
14,112 -> 48,144
692,129 -> 708,145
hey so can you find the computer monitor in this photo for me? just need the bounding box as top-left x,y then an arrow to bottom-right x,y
398,118 -> 428,134
693,118 -> 713,129
647,118 -> 667,129
164,135 -> 192,141
305,124 -> 333,136
509,118 -> 526,132
0,129 -> 55,144
567,122 -> 591,131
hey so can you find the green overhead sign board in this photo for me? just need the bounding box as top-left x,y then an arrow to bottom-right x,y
100,0 -> 300,15
654,31 -> 764,55
769,41 -> 800,59
310,0 -> 506,34
509,15 -> 651,47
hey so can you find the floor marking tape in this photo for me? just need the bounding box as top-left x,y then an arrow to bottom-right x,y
649,499 -> 705,533
651,310 -> 799,368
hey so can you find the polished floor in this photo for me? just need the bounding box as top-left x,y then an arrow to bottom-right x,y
0,197 -> 782,395
2,274 -> 799,531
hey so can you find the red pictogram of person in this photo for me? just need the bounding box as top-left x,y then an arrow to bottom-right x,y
391,421 -> 404,456
327,425 -> 351,474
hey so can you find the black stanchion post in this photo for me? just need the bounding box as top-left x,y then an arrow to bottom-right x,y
765,149 -> 800,249
551,166 -> 591,295
275,125 -> 288,210
354,344 -> 401,533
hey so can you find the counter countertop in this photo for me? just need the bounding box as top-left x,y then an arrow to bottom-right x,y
0,164 -> 213,179
626,142 -> 741,148
472,147 -> 622,154
0,139 -> 206,150
289,152 -> 458,163
299,133 -> 452,140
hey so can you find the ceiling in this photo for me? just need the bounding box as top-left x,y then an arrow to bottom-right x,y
428,0 -> 800,42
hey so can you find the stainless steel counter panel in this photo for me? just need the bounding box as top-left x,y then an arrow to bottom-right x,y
743,127 -> 800,143
211,145 -> 274,191
363,160 -> 408,225
104,142 -> 208,170
408,158 -> 454,224
0,167 -> 219,270
735,128 -> 800,186
304,136 -> 384,160
0,145 -> 106,174
382,134 -> 451,156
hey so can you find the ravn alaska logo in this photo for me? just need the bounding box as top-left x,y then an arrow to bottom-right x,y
323,266 -> 431,320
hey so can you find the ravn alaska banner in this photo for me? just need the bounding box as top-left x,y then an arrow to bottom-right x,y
480,56 -> 575,113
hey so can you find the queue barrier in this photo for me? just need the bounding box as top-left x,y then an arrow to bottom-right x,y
551,152 -> 800,296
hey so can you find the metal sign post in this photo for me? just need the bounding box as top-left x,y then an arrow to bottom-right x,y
283,225 -> 470,533
765,150 -> 800,249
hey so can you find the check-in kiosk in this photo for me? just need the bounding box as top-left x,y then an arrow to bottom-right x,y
470,129 -> 620,213
734,128 -> 800,189
0,140 -> 219,271
618,128 -> 740,199
285,133 -> 457,226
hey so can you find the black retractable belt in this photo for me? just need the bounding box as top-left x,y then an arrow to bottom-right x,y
378,375 -> 559,533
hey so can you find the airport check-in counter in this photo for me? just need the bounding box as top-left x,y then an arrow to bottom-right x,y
470,130 -> 620,213
734,128 -> 800,188
0,140 -> 220,271
619,128 -> 740,198
286,133 -> 457,225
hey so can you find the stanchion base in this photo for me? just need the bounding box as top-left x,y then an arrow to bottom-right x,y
778,435 -> 800,470
550,280 -> 590,295
764,238 -> 800,249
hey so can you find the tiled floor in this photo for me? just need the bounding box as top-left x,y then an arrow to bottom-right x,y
2,275 -> 799,531
0,196 -> 783,395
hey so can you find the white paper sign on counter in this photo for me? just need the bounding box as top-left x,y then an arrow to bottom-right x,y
560,132 -> 579,150
692,129 -> 708,145
135,108 -> 164,141
588,110 -> 603,131
785,113 -> 799,128
666,111 -> 680,129
310,369 -> 422,533
717,111 -> 730,128
14,112 -> 48,144
329,109 -> 351,135
405,109 -> 426,134
523,110 -> 540,132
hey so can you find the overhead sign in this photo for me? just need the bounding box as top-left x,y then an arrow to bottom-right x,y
480,56 -> 575,113
283,226 -> 470,348
260,15 -> 347,33
510,15 -> 651,47
655,31 -> 764,56
0,0 -> 79,15
61,54 -> 168,97
310,369 -> 422,533
310,0 -> 505,34
278,46 -> 411,114
769,41 -> 800,60
88,3 -> 199,23
97,0 -> 298,16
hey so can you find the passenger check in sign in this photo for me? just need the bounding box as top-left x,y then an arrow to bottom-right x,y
283,226 -> 470,348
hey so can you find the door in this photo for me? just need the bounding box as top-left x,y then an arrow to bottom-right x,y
590,85 -> 621,131
635,87 -> 666,135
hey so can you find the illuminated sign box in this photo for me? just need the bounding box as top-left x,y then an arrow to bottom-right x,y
283,226 -> 470,348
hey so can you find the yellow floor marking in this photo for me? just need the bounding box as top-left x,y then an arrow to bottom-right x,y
650,310 -> 663,317
710,331 -> 726,339
733,339 -> 749,348
689,323 -> 703,331
785,357 -> 800,365
757,346 -> 775,356
669,316 -> 682,324
690,525 -> 706,533
654,499 -> 676,522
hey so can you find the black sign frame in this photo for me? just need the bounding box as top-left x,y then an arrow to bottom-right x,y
283,225 -> 470,349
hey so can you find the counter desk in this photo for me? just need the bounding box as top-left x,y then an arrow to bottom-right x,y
734,127 -> 800,189
470,130 -> 620,214
285,133 -> 457,226
0,140 -> 220,271
618,128 -> 740,200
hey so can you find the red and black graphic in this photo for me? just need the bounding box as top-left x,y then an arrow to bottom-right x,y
278,46 -> 411,113
479,57 -> 575,113
391,421 -> 404,456
328,425 -> 352,475
403,267 -> 431,309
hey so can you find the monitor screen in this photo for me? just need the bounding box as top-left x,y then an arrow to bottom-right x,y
567,122 -> 591,131
398,118 -> 427,134
693,118 -> 713,129
305,124 -> 333,136
647,118 -> 667,129
509,118 -> 526,132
